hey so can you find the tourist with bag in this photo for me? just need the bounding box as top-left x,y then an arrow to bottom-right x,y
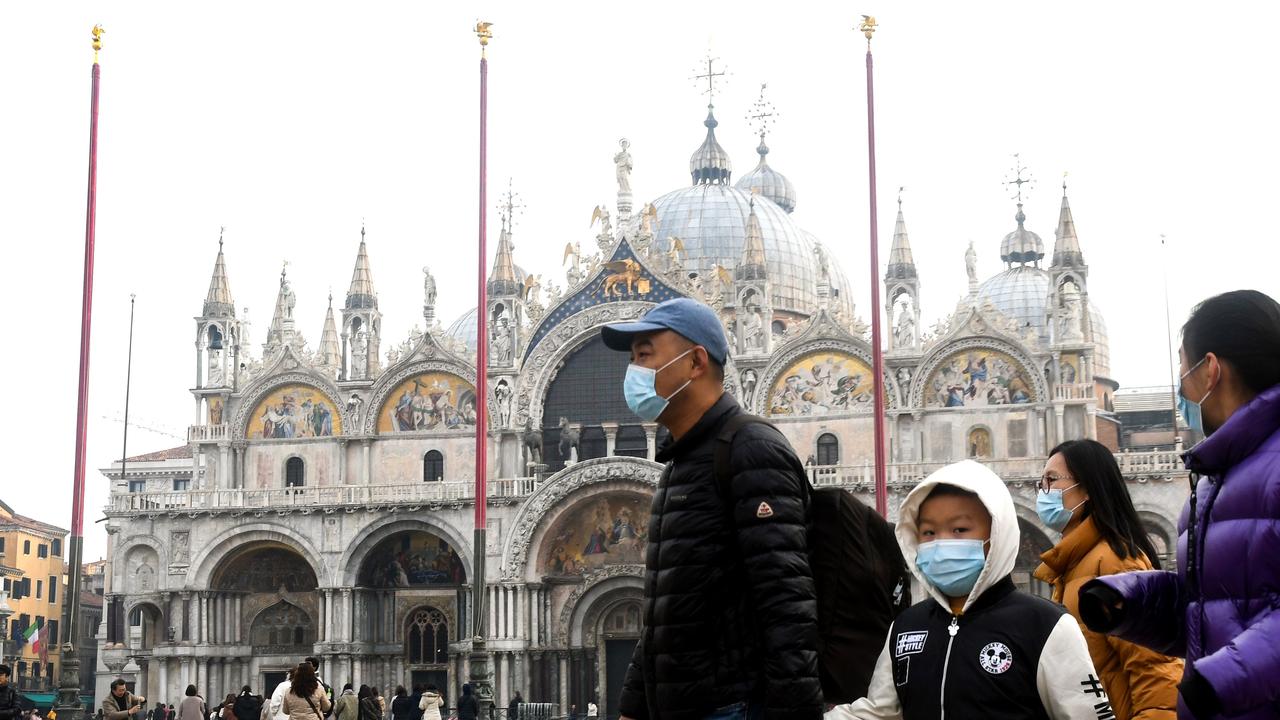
603,299 -> 823,720
281,663 -> 332,720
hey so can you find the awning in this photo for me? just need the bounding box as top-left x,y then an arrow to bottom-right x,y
19,693 -> 95,709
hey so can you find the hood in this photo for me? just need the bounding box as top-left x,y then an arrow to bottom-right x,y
895,459 -> 1020,614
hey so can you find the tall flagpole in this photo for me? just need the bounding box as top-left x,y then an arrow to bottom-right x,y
56,25 -> 105,720
860,16 -> 888,517
469,19 -> 495,716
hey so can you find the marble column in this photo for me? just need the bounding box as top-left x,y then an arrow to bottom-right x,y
157,658 -> 168,704
362,440 -> 373,485
338,441 -> 349,486
642,423 -> 658,461
558,653 -> 568,714
601,423 -> 618,457
341,589 -> 354,642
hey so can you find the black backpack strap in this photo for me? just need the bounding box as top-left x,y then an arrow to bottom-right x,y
713,412 -> 774,505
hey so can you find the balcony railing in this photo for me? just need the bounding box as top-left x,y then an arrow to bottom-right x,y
1054,383 -> 1095,401
106,451 -> 1184,516
188,423 -> 229,442
107,479 -> 522,515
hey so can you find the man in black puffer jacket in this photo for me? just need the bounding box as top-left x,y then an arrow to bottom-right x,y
0,665 -> 23,720
602,299 -> 822,720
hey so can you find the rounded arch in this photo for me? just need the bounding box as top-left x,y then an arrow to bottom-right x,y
503,456 -> 662,581
114,534 -> 166,589
190,522 -> 328,588
123,600 -> 164,651
363,360 -> 478,435
815,432 -> 840,465
284,455 -> 305,487
910,337 -> 1047,409
339,517 -> 473,587
562,572 -> 645,647
965,425 -> 995,459
516,302 -> 657,428
756,339 -> 899,416
231,360 -> 348,440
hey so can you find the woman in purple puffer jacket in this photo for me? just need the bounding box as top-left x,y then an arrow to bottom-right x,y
1080,290 -> 1280,719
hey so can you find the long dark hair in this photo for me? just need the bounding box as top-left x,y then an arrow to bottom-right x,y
1050,439 -> 1163,569
1183,290 -> 1280,395
290,662 -> 319,698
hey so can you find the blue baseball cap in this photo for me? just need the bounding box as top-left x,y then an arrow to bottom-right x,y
601,298 -> 729,366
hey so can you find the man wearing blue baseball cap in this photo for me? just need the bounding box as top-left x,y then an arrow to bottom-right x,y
605,298 -> 822,720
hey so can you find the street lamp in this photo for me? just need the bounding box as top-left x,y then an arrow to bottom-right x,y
0,589 -> 13,667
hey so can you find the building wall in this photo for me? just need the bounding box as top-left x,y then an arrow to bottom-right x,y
0,506 -> 67,691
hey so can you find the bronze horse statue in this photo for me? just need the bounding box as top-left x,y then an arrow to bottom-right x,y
522,417 -> 543,468
558,417 -> 581,463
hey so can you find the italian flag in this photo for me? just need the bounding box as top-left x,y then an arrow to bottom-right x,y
24,623 -> 39,653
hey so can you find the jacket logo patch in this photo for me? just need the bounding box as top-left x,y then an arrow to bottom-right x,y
755,502 -> 774,518
979,642 -> 1013,675
895,630 -> 928,657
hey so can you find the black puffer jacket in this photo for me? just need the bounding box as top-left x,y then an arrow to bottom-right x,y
619,393 -> 822,720
0,684 -> 22,720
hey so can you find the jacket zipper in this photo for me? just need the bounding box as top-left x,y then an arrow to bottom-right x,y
939,615 -> 959,720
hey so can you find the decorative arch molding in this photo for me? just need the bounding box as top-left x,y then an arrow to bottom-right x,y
189,522 -> 328,588
115,534 -> 167,582
338,516 -> 474,587
559,567 -> 644,647
908,335 -> 1048,410
502,456 -> 662,581
755,337 -> 899,416
516,302 -> 656,428
232,355 -> 350,439
122,597 -> 165,621
362,359 -> 478,435
1135,507 -> 1178,547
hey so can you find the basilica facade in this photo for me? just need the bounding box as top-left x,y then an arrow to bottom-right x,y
97,101 -> 1187,718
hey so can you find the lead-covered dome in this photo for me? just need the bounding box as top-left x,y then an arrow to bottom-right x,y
1000,204 -> 1045,266
651,184 -> 820,316
735,141 -> 796,213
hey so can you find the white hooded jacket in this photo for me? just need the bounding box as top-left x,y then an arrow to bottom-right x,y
826,460 -> 1111,720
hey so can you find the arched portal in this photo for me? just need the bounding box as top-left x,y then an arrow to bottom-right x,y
541,336 -> 646,471
1015,519 -> 1054,599
209,543 -> 320,650
250,600 -> 315,653
125,601 -> 163,651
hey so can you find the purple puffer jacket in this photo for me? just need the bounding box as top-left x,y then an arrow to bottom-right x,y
1092,384 -> 1280,719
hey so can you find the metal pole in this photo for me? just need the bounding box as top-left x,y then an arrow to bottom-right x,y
56,25 -> 104,720
862,18 -> 889,517
1161,234 -> 1180,449
120,295 -> 136,488
469,20 -> 494,716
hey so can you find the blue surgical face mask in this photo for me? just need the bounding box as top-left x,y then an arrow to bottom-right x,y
915,538 -> 987,598
624,348 -> 694,422
1037,484 -> 1085,533
1177,357 -> 1214,435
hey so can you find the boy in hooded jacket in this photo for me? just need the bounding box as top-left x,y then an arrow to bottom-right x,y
826,460 -> 1112,720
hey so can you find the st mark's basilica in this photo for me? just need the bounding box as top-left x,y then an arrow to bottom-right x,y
96,94 -> 1189,717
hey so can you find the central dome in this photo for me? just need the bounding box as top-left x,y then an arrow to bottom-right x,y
651,184 -> 825,317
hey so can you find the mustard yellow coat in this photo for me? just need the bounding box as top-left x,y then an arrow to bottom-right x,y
1035,516 -> 1183,720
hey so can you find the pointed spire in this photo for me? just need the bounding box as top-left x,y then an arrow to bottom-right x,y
488,224 -> 520,296
689,105 -> 733,185
736,198 -> 768,281
203,228 -> 235,317
1051,178 -> 1084,267
886,190 -> 917,280
345,224 -> 378,310
263,263 -> 298,355
318,292 -> 341,371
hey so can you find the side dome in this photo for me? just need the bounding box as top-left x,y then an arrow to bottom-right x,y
650,184 -> 818,315
1000,204 -> 1045,265
445,308 -> 478,353
734,141 -> 796,213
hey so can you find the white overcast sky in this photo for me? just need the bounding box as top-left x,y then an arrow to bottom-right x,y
2,2 -> 1278,562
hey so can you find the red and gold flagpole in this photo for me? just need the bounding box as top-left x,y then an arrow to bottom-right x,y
56,25 -> 104,719
861,16 -> 889,517
469,19 -> 495,715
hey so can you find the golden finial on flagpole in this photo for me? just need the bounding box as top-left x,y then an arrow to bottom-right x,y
475,21 -> 493,57
91,24 -> 105,63
859,15 -> 877,46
